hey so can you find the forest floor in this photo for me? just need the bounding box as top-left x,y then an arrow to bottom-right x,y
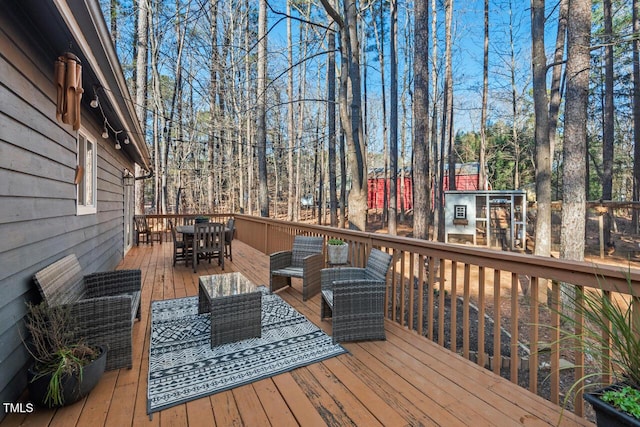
295,206 -> 640,422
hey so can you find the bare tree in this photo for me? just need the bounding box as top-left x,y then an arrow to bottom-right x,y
479,0 -> 488,191
532,0 -> 551,258
634,0 -> 640,232
389,0 -> 398,234
134,0 -> 149,214
560,0 -> 591,264
370,2 -> 389,224
602,0 -> 614,245
287,0 -> 295,221
257,0 -> 269,217
319,0 -> 368,231
437,0 -> 454,242
328,20 -> 338,227
413,0 -> 430,240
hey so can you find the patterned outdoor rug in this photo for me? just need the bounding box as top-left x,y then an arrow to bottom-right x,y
147,287 -> 347,414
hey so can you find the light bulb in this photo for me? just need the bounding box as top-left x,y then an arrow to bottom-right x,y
124,136 -> 130,144
102,127 -> 109,139
115,141 -> 121,150
90,96 -> 99,108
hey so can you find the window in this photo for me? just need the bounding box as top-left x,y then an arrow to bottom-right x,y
454,205 -> 467,220
77,129 -> 97,215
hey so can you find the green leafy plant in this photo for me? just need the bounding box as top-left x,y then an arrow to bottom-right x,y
550,270 -> 640,419
328,238 -> 345,245
601,386 -> 640,420
24,302 -> 99,407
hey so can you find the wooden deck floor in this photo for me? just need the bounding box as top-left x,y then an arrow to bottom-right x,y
3,240 -> 593,427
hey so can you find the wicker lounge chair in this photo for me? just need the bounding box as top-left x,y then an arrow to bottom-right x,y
270,236 -> 324,301
33,254 -> 142,370
320,248 -> 393,344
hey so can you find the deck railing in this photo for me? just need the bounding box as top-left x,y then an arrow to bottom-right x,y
150,213 -> 640,419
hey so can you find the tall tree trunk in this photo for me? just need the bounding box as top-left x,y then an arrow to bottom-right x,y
320,0 -> 368,231
400,13 -> 411,222
134,0 -> 149,215
439,0 -> 454,241
287,1 -> 295,221
561,0 -> 591,264
549,0 -> 568,165
479,0 -> 488,191
532,0 -> 551,258
602,0 -> 614,245
634,0 -> 640,232
328,21 -> 338,227
209,0 -> 219,213
244,3 -> 251,214
389,0 -> 398,235
508,2 -> 520,189
339,130 -> 347,228
295,9 -> 310,222
430,0 -> 439,241
371,4 -> 388,223
110,0 -> 118,48
256,0 -> 269,217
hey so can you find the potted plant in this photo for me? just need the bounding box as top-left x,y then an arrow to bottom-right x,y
327,238 -> 349,265
195,216 -> 209,224
23,302 -> 106,408
553,273 -> 640,426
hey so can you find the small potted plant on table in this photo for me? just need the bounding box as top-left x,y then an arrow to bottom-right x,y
23,302 -> 106,408
327,238 -> 349,265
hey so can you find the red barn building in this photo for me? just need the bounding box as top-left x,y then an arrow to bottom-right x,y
367,163 -> 482,210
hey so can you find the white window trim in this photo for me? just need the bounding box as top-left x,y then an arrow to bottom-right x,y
76,128 -> 98,215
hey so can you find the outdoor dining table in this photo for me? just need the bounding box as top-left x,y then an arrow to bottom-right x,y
175,223 -> 233,260
175,224 -> 232,237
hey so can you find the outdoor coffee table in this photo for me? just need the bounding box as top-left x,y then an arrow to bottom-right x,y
198,272 -> 262,347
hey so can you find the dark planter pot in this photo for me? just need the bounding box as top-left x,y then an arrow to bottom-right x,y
584,384 -> 640,427
27,345 -> 107,408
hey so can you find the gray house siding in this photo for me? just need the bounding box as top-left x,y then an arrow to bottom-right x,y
0,4 -> 136,415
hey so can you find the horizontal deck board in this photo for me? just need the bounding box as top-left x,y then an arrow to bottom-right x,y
1,238 -> 593,427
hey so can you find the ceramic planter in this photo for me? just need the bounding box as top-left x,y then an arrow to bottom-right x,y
28,345 -> 107,408
584,384 -> 640,427
327,243 -> 349,265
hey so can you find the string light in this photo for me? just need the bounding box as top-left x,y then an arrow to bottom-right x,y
90,85 -> 99,108
93,85 -> 130,145
102,120 -> 109,139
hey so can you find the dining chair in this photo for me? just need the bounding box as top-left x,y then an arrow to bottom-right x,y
320,248 -> 393,343
134,215 -> 153,246
224,218 -> 235,261
270,235 -> 324,300
193,222 -> 224,273
169,220 -> 191,266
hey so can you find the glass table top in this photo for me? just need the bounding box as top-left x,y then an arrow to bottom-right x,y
198,272 -> 260,298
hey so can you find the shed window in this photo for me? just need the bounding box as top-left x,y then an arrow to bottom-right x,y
77,129 -> 97,215
454,205 -> 467,220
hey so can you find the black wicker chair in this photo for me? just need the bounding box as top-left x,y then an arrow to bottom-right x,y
33,254 -> 141,370
320,248 -> 393,343
270,236 -> 324,301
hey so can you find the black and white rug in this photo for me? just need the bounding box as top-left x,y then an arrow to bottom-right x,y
147,287 -> 347,414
